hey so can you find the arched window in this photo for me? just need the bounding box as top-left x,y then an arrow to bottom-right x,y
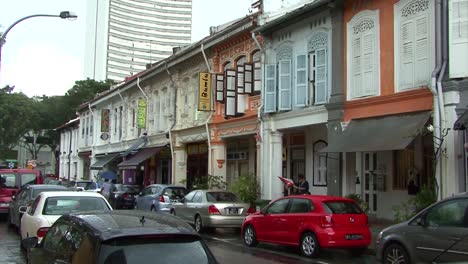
313,140 -> 328,186
346,10 -> 380,100
307,31 -> 329,105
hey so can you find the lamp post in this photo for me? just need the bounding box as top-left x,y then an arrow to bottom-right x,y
0,11 -> 77,80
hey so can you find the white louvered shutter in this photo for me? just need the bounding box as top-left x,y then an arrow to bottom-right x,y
400,20 -> 415,90
254,62 -> 262,93
216,74 -> 224,102
314,49 -> 327,104
414,16 -> 429,86
352,37 -> 363,98
155,96 -> 160,132
236,65 -> 246,113
278,60 -> 292,111
264,64 -> 277,113
450,0 -> 468,78
244,63 -> 253,94
225,70 -> 237,116
362,33 -> 375,96
295,54 -> 308,107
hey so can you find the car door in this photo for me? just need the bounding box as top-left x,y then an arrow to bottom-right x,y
255,198 -> 290,242
11,189 -> 27,226
21,195 -> 41,240
282,198 -> 313,244
31,220 -> 71,263
188,191 -> 203,221
137,187 -> 152,210
409,198 -> 468,263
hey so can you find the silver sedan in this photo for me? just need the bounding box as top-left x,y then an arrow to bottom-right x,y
173,190 -> 255,232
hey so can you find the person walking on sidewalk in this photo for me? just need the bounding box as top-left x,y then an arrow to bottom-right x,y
293,174 -> 310,195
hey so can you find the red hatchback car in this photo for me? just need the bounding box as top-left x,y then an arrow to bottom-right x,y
241,195 -> 371,258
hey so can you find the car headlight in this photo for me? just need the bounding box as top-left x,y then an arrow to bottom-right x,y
115,194 -> 119,199
376,231 -> 383,243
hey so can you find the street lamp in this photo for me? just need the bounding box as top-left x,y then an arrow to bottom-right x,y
0,11 -> 77,80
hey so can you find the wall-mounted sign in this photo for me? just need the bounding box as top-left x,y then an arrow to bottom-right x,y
198,72 -> 211,111
101,109 -> 110,132
137,99 -> 147,128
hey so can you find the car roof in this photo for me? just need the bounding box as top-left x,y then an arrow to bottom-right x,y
281,194 -> 355,202
39,191 -> 105,198
146,184 -> 187,189
64,210 -> 199,241
25,184 -> 68,190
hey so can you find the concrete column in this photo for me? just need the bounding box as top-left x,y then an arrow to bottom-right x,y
210,142 -> 226,183
173,145 -> 187,186
261,129 -> 283,200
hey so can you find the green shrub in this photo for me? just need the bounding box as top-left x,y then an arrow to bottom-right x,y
392,185 -> 437,222
229,175 -> 260,206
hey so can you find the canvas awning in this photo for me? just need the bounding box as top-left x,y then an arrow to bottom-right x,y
90,153 -> 120,170
117,147 -> 163,170
321,112 -> 431,153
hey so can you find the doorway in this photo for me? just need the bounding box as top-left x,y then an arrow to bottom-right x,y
363,152 -> 378,214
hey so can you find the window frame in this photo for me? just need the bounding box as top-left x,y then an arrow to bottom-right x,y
313,140 -> 328,187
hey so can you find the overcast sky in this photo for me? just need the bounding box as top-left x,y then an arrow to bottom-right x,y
0,0 -> 254,97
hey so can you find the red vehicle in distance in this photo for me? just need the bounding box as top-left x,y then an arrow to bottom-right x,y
0,169 -> 43,215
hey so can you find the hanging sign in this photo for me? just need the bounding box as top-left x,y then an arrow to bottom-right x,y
198,72 -> 212,111
101,109 -> 110,132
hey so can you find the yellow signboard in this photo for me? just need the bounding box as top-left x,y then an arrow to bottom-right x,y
137,99 -> 147,128
198,72 -> 212,111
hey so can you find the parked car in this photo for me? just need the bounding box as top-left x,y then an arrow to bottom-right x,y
134,184 -> 188,213
20,191 -> 112,243
8,184 -> 70,229
0,169 -> 43,215
74,181 -> 101,193
376,193 -> 468,264
241,195 -> 371,258
173,190 -> 255,232
22,210 -> 218,264
108,184 -> 140,209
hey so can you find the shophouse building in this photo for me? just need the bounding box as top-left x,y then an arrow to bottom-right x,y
57,118 -> 80,181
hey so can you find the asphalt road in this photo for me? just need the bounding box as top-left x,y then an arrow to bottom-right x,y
0,215 -> 377,264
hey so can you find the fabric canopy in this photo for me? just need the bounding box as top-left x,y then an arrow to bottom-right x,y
117,147 -> 163,170
90,153 -> 120,170
100,171 -> 117,180
321,112 -> 431,153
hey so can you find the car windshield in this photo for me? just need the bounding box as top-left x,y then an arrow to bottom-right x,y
98,236 -> 216,264
322,201 -> 363,214
206,192 -> 239,203
43,197 -> 110,215
32,188 -> 67,199
163,187 -> 188,199
121,185 -> 140,193
76,182 -> 98,190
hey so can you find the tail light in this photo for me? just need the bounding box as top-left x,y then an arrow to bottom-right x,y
208,205 -> 220,215
320,215 -> 334,228
122,193 -> 129,199
36,227 -> 50,238
159,196 -> 165,203
247,207 -> 256,214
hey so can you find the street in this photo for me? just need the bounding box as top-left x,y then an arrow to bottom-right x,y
0,216 -> 377,264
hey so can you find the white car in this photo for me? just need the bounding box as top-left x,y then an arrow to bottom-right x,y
20,191 -> 112,243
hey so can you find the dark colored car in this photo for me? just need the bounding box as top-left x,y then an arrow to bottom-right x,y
376,193 -> 468,264
135,184 -> 188,214
242,195 -> 371,258
0,169 -> 43,214
7,184 -> 70,228
108,184 -> 140,209
23,210 -> 218,264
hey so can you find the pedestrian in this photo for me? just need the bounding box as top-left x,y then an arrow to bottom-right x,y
101,179 -> 111,199
293,174 -> 310,195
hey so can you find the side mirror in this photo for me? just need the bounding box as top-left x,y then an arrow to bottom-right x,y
11,195 -> 16,201
19,206 -> 28,213
22,237 -> 39,249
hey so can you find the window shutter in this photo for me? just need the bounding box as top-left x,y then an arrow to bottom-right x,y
308,53 -> 315,105
449,0 -> 468,78
415,16 -> 429,86
278,60 -> 292,111
236,65 -> 246,113
155,96 -> 160,132
264,64 -> 277,113
314,49 -> 327,104
244,63 -> 253,94
225,70 -> 237,116
254,62 -> 262,93
400,21 -> 415,90
294,54 -> 308,107
352,37 -> 363,98
362,33 -> 375,96
216,74 -> 224,102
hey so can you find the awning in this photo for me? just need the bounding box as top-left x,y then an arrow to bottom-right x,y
454,110 -> 468,130
90,153 -> 120,170
322,112 -> 431,153
117,147 -> 163,170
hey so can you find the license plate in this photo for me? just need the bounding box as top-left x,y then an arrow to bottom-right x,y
228,208 -> 238,214
0,203 -> 9,207
345,234 -> 363,240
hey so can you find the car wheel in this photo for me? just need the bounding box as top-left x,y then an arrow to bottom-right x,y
300,232 -> 320,258
383,243 -> 410,264
151,206 -> 157,212
194,215 -> 204,233
7,210 -> 13,227
243,225 -> 258,247
170,209 -> 176,215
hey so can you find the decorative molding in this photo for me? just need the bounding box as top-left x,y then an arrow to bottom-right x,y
401,0 -> 429,18
217,124 -> 258,138
276,41 -> 293,61
308,32 -> 328,51
345,87 -> 433,109
352,19 -> 374,35
216,159 -> 225,168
